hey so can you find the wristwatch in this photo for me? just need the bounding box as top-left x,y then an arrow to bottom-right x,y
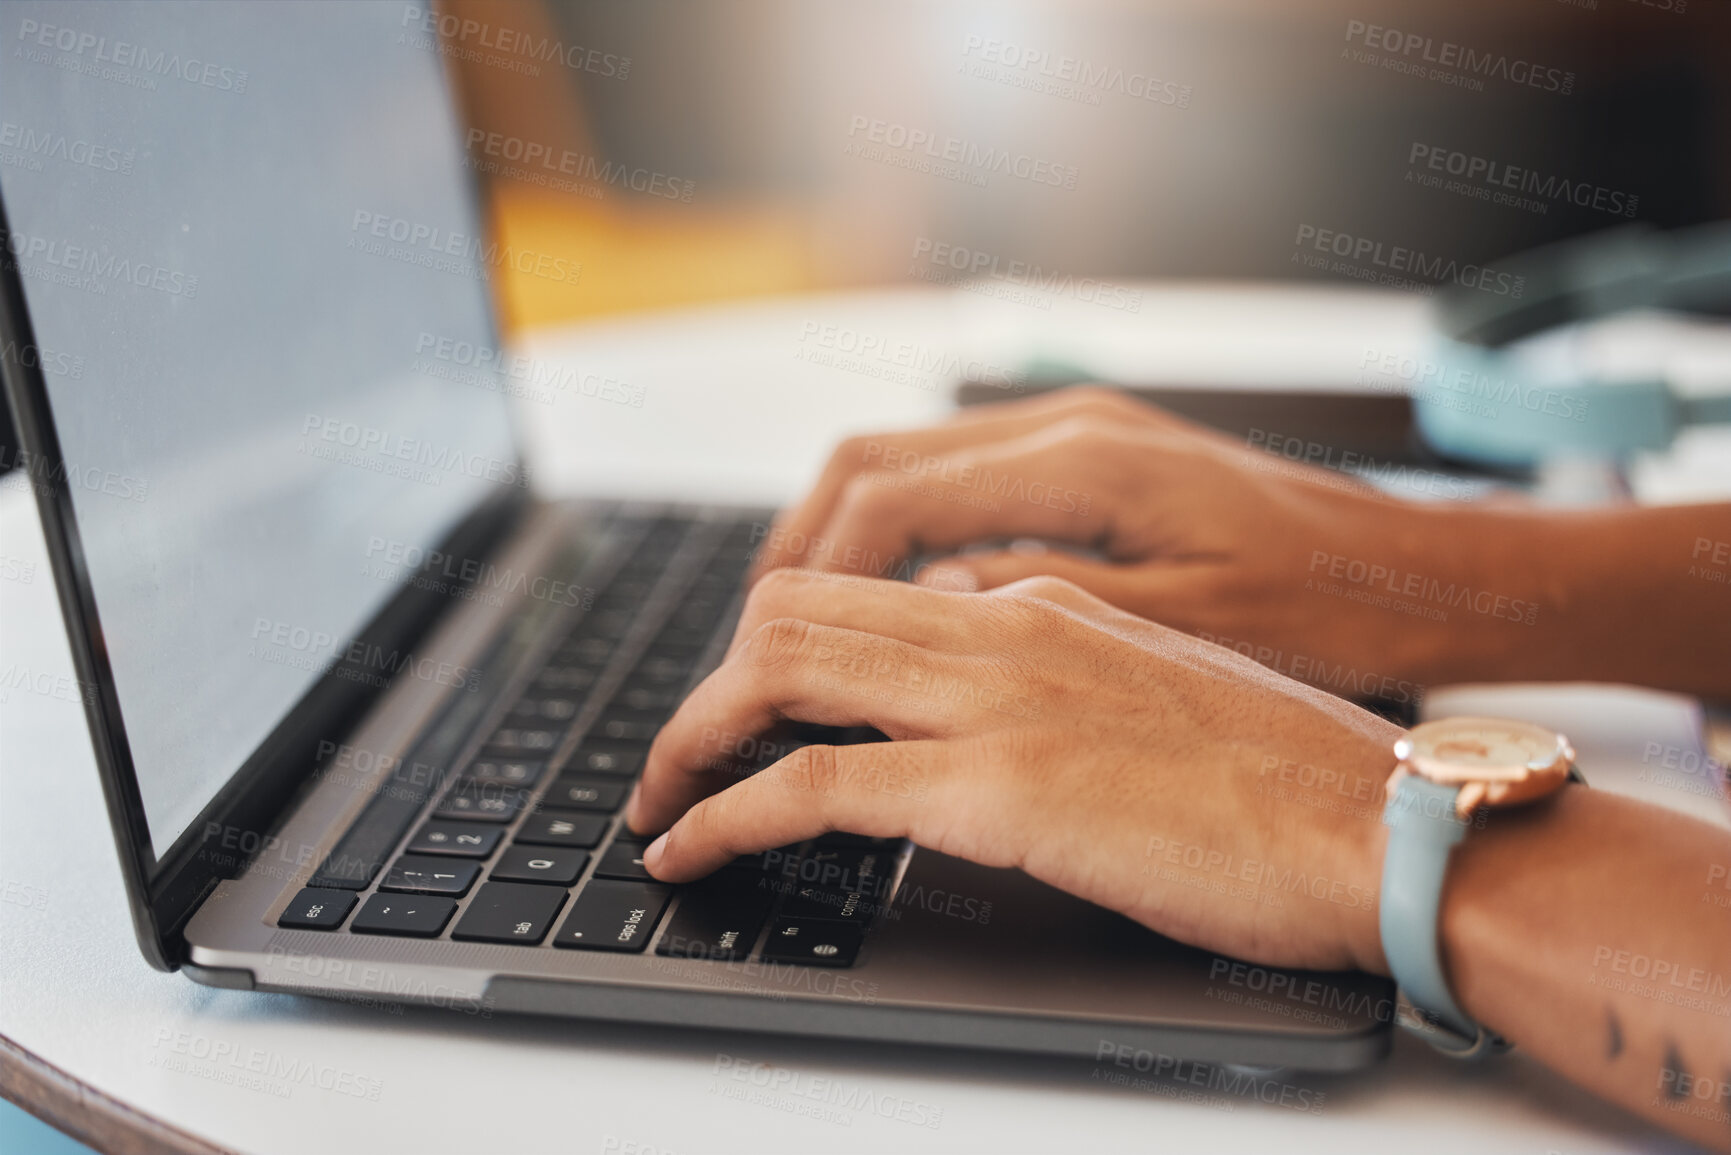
1379,716 -> 1580,1057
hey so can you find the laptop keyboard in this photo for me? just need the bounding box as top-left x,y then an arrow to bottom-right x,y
277,512 -> 909,969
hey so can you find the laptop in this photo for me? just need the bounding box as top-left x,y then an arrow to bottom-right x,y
0,0 -> 1392,1071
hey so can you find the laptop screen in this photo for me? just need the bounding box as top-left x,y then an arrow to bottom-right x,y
0,1 -> 520,860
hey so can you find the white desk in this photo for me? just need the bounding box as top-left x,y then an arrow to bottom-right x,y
2,285 -> 1725,1155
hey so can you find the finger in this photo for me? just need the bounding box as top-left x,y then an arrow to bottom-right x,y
921,550 -> 1218,636
627,619 -> 1006,835
919,546 -> 1150,603
806,417 -> 1167,576
726,567 -> 987,661
747,387 -> 1180,581
642,740 -> 955,882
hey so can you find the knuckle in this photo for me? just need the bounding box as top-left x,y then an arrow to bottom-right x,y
1060,384 -> 1138,417
748,565 -> 807,608
781,743 -> 841,799
837,471 -> 895,515
998,574 -> 1080,605
743,616 -> 812,670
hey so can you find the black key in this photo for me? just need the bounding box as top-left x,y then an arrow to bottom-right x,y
775,847 -> 877,891
632,655 -> 691,686
593,839 -> 654,881
652,624 -> 712,652
435,779 -> 534,822
507,697 -> 580,723
406,822 -> 502,858
450,882 -> 565,945
534,664 -> 598,694
779,879 -> 886,923
581,608 -> 635,640
467,759 -> 545,787
655,874 -> 774,961
380,855 -> 480,896
813,832 -> 906,851
308,757 -> 460,888
612,685 -> 679,714
720,844 -> 806,876
490,846 -> 589,885
481,726 -> 564,756
515,810 -> 609,848
277,888 -> 357,930
666,600 -> 724,631
545,776 -> 627,812
565,742 -> 645,777
350,894 -> 457,938
554,880 -> 671,952
591,709 -> 662,744
760,918 -> 864,967
558,636 -> 615,667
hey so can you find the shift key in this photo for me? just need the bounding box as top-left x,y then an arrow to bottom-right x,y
553,881 -> 671,953
654,874 -> 774,961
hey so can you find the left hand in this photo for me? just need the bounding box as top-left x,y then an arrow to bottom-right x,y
626,567 -> 1401,974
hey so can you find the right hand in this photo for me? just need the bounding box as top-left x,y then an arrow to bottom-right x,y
750,386 -> 1495,692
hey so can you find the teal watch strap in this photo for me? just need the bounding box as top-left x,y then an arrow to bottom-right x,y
1380,775 -> 1482,1046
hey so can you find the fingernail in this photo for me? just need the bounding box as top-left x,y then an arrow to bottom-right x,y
918,563 -> 978,592
643,833 -> 669,872
623,783 -> 643,826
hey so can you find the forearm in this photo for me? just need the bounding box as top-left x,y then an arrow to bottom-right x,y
1390,502 -> 1731,699
1440,787 -> 1731,1150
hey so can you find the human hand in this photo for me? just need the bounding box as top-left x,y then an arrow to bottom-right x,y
748,385 -> 1530,692
626,568 -> 1400,974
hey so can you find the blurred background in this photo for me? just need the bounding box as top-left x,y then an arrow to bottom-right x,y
434,0 -> 1731,333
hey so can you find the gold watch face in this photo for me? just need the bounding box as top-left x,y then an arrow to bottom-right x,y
1393,716 -> 1574,811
